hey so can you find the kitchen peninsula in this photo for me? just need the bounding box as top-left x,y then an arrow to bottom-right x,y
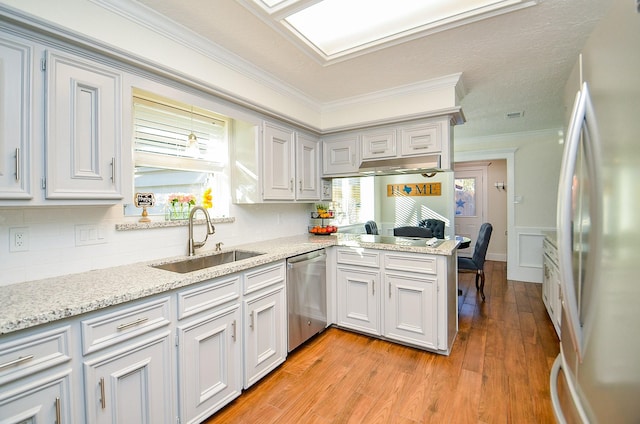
0,233 -> 459,424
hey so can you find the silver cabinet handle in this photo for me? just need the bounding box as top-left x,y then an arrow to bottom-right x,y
372,280 -> 375,295
389,282 -> 392,298
116,317 -> 148,331
371,150 -> 386,154
0,354 -> 34,370
249,311 -> 254,329
290,178 -> 294,192
56,397 -> 62,424
110,157 -> 116,183
232,319 -> 236,341
299,180 -> 303,192
412,145 -> 430,150
99,377 -> 106,409
15,148 -> 20,181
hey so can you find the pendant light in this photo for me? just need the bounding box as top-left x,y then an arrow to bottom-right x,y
186,106 -> 199,158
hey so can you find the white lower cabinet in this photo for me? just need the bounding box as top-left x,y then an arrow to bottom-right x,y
335,248 -> 451,353
336,266 -> 381,336
384,271 -> 438,349
83,333 -> 173,424
176,276 -> 242,424
0,371 -> 73,423
0,324 -> 75,423
242,262 -> 287,389
81,297 -> 174,424
543,237 -> 561,337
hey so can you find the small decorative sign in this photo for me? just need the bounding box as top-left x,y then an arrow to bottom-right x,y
134,192 -> 155,207
134,192 -> 155,222
387,183 -> 441,197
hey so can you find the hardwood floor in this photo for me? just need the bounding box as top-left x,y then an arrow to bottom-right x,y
206,261 -> 560,423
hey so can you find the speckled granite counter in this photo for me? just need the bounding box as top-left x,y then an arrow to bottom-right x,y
0,233 -> 459,335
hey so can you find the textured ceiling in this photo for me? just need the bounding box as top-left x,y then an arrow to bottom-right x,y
134,0 -> 612,139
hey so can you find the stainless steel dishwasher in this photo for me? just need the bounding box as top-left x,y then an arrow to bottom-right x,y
286,249 -> 327,352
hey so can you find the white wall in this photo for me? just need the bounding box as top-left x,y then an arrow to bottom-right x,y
455,129 -> 564,282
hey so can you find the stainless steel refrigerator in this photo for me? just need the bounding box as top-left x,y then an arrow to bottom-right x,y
550,1 -> 640,422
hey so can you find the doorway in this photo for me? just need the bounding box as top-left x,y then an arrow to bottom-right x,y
454,164 -> 487,257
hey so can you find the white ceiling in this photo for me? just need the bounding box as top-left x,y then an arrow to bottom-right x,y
132,0 -> 612,139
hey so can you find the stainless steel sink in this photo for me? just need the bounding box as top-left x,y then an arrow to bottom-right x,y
151,250 -> 265,273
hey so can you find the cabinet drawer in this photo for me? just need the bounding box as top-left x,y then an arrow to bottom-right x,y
177,275 -> 240,320
0,325 -> 72,385
384,252 -> 437,275
243,261 -> 286,295
336,248 -> 380,268
81,297 -> 171,355
400,122 -> 441,156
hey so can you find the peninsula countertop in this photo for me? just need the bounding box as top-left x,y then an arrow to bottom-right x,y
0,233 -> 460,335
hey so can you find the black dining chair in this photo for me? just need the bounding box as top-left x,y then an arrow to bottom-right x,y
364,220 -> 379,235
418,219 -> 445,239
393,226 -> 433,238
457,223 -> 493,301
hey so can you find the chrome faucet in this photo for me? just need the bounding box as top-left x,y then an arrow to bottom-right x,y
188,206 -> 215,256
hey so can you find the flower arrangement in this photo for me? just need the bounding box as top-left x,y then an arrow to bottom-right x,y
166,193 -> 197,220
202,188 -> 213,209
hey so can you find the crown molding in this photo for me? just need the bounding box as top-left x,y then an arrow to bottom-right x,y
322,73 -> 464,112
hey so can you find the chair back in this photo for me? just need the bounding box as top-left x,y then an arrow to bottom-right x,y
364,220 -> 379,235
418,219 -> 445,239
393,226 -> 433,238
472,223 -> 493,268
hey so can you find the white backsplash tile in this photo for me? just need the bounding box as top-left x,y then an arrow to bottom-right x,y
0,203 -> 311,286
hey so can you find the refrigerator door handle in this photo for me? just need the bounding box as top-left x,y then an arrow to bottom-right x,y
557,86 -> 587,361
550,354 -> 568,424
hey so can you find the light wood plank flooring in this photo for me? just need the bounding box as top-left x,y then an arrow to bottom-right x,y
206,261 -> 560,423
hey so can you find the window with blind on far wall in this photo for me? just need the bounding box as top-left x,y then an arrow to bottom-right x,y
331,177 -> 374,226
123,91 -> 230,218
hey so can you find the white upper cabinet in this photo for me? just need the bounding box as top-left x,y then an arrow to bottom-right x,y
321,116 -> 455,178
0,34 -> 33,200
45,49 -> 123,200
262,121 -> 296,200
233,120 -> 321,203
295,132 -> 321,201
400,120 -> 443,156
322,134 -> 360,176
361,128 -> 396,160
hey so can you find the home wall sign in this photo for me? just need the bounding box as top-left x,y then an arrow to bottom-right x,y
387,183 -> 441,197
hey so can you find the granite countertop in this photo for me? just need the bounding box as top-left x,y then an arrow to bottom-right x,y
0,233 -> 459,335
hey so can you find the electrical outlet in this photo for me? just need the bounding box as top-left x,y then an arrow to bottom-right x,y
9,227 -> 29,252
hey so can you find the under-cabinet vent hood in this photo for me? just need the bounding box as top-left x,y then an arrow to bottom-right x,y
358,154 -> 442,176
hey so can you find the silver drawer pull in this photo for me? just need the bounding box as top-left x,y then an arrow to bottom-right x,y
0,354 -> 34,370
99,377 -> 106,409
371,150 -> 386,154
116,317 -> 148,331
56,396 -> 62,424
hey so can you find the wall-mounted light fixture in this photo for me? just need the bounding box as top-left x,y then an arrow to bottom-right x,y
494,181 -> 506,190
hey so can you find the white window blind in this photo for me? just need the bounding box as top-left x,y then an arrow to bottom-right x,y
133,96 -> 227,171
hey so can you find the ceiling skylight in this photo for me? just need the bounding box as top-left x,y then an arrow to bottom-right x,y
244,0 -> 538,63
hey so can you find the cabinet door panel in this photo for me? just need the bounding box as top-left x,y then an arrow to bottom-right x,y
45,50 -> 122,200
322,136 -> 359,175
262,122 -> 295,200
296,133 -> 320,200
0,371 -> 72,424
83,333 -> 173,424
0,36 -> 32,199
336,266 -> 380,335
243,285 -> 286,388
385,272 -> 438,349
177,305 -> 241,423
400,122 -> 441,156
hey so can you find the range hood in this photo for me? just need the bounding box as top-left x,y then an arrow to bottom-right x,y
358,154 -> 442,176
